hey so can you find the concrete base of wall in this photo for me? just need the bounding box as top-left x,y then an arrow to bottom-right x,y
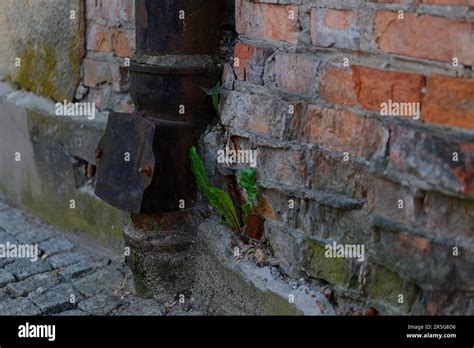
0,83 -> 125,251
124,212 -> 336,315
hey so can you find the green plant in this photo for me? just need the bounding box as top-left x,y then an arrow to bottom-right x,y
189,146 -> 240,232
238,167 -> 257,227
211,81 -> 221,113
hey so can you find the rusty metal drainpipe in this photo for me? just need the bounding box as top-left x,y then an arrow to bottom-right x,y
94,0 -> 222,298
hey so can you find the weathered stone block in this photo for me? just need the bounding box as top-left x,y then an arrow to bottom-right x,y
366,264 -> 420,313
264,220 -> 304,277
303,240 -> 352,288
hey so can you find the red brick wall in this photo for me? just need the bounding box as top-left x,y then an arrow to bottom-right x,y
220,0 -> 474,314
78,0 -> 136,112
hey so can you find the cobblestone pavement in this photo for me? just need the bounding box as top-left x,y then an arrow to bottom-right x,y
0,199 -> 191,316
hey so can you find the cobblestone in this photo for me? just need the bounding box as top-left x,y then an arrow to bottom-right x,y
5,259 -> 52,281
47,252 -> 85,269
0,199 -> 168,316
28,283 -> 81,314
116,297 -> 165,316
0,269 -> 15,287
58,259 -> 103,281
0,289 -> 9,301
78,292 -> 124,315
0,298 -> 41,315
39,238 -> 74,255
15,228 -> 54,244
72,266 -> 124,297
6,272 -> 59,298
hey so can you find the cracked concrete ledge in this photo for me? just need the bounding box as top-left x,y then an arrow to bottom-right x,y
194,218 -> 336,315
0,81 -> 125,251
124,213 -> 336,315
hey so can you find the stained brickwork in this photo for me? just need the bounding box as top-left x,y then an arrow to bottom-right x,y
220,0 -> 474,314
79,0 -> 136,112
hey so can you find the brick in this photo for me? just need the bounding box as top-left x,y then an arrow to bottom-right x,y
265,221 -> 304,277
255,192 -> 277,222
310,150 -> 369,199
421,75 -> 474,130
234,43 -> 252,81
220,91 -> 291,140
222,62 -> 236,90
311,9 -> 359,50
352,65 -> 425,112
425,291 -> 474,316
366,264 -> 419,312
258,147 -> 310,188
388,125 -> 474,196
319,65 -> 357,106
83,58 -> 112,87
118,0 -> 135,23
369,180 -> 474,243
86,23 -> 111,53
419,0 -> 473,5
374,228 -> 473,291
85,0 -> 99,20
294,105 -> 387,160
109,63 -> 129,92
421,192 -> 474,241
272,53 -> 319,95
99,0 -> 120,21
303,240 -> 354,287
367,177 -> 417,227
111,28 -> 134,57
236,1 -> 300,43
233,43 -> 273,83
374,11 -> 474,65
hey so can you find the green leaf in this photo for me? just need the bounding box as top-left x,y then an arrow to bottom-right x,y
239,167 -> 257,204
209,187 -> 240,232
189,146 -> 240,232
211,81 -> 221,113
189,146 -> 210,195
